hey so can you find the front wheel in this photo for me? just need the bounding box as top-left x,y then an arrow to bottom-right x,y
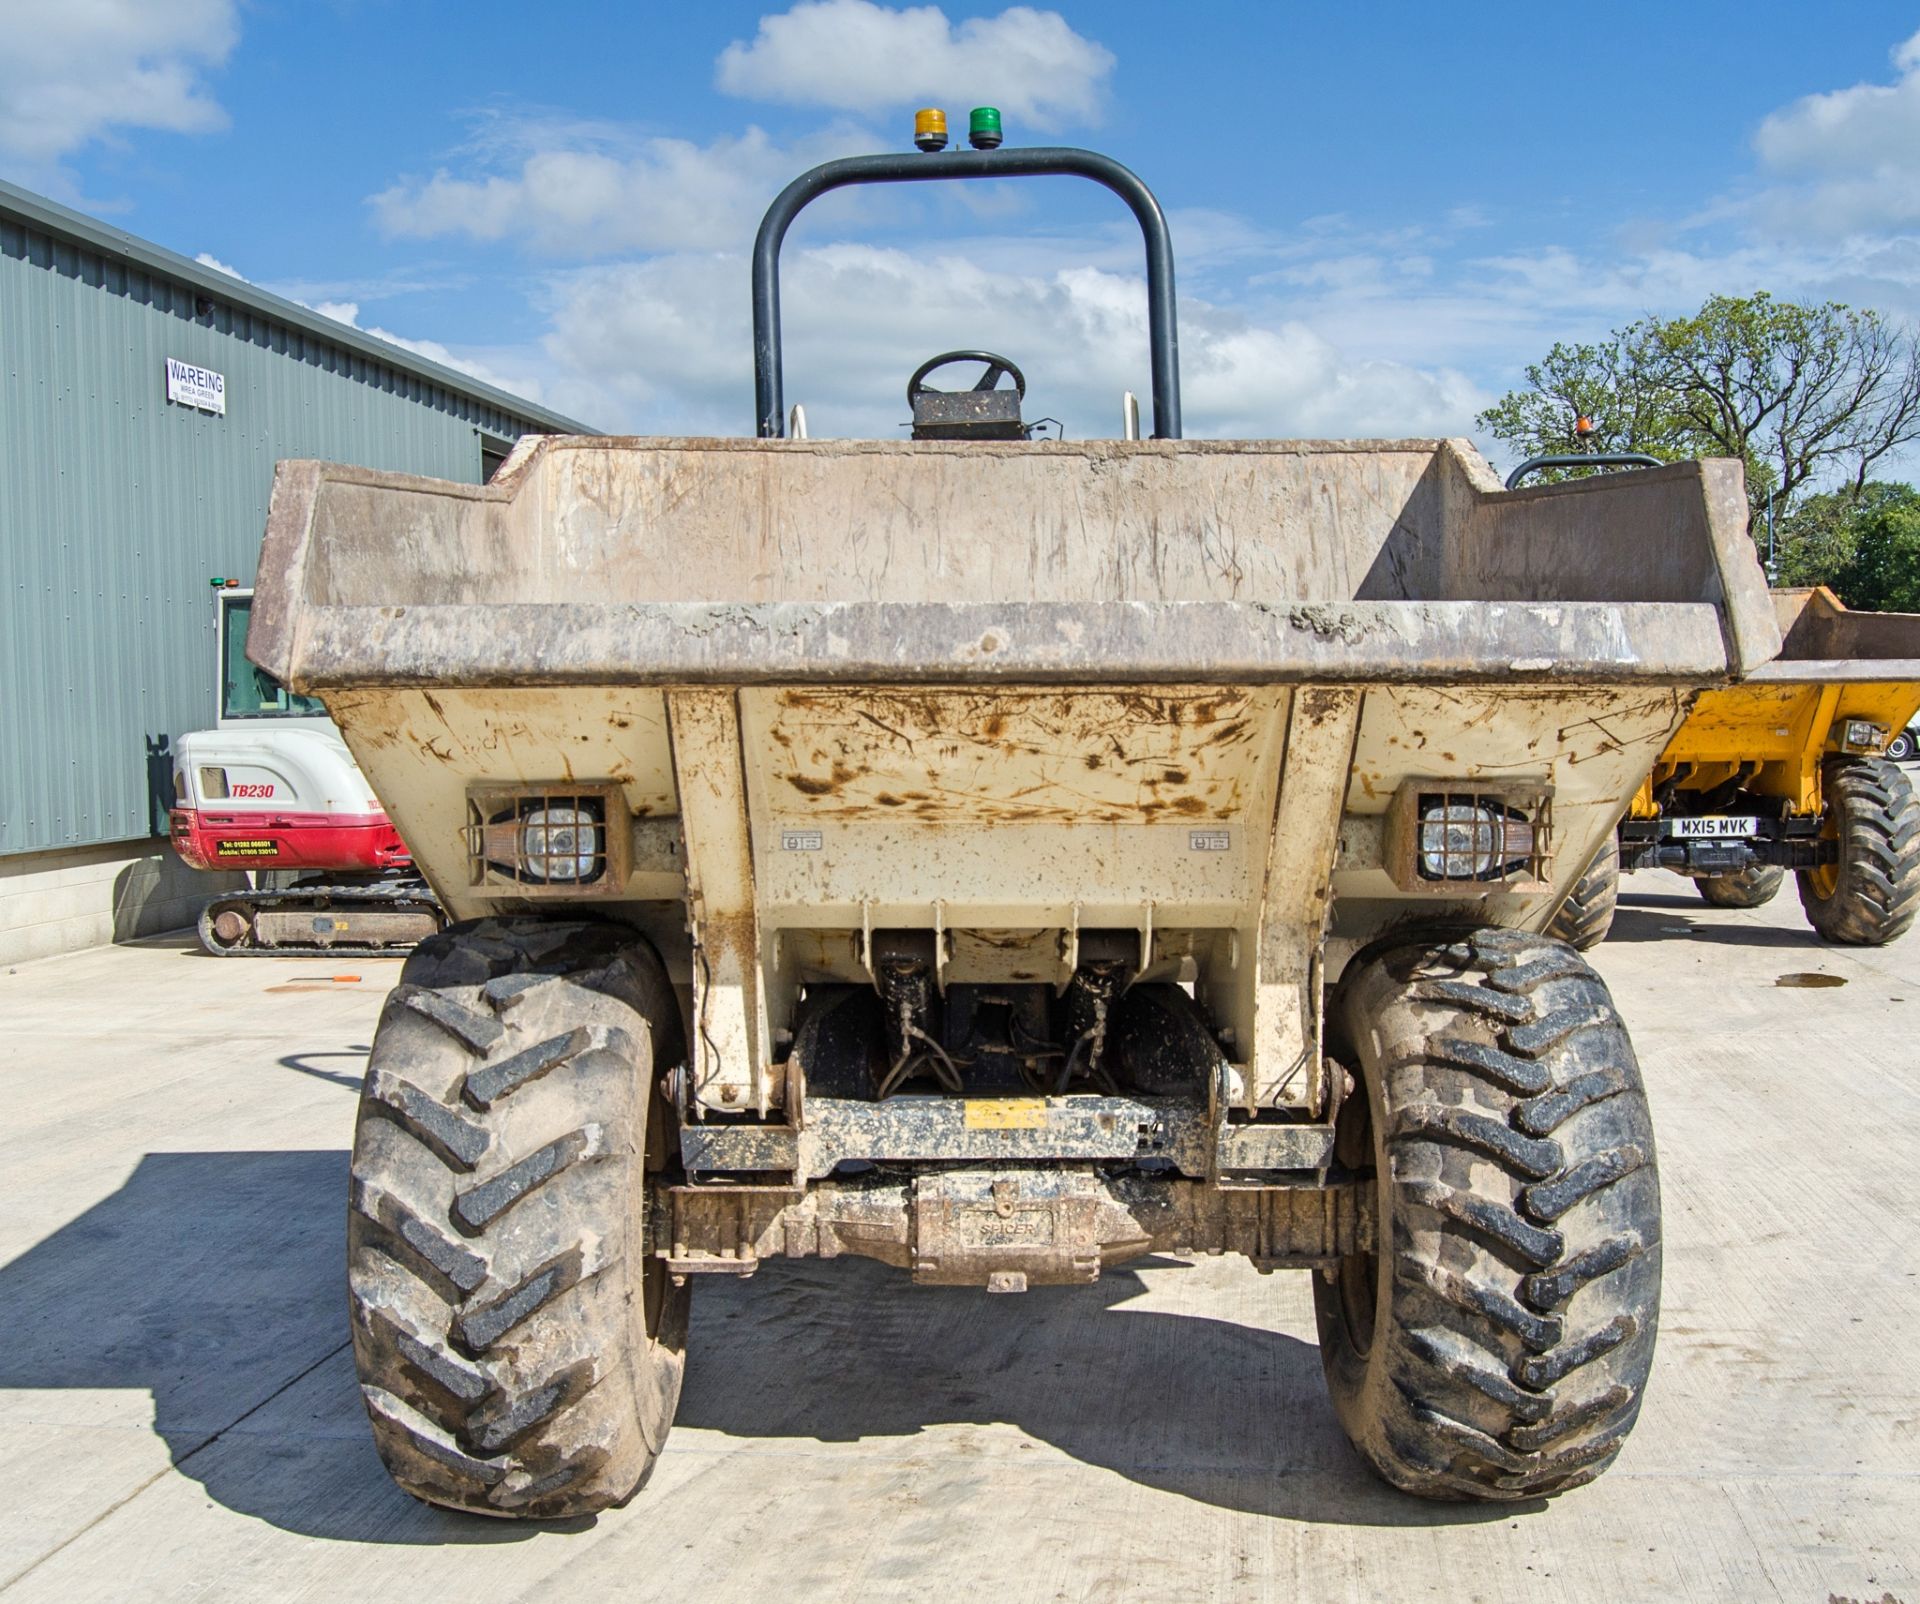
1887,728 -> 1916,763
1797,758 -> 1920,946
347,919 -> 689,1518
1695,863 -> 1784,909
1545,836 -> 1619,951
1316,929 -> 1661,1500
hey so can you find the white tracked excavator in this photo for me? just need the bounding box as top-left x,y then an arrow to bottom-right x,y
169,582 -> 443,955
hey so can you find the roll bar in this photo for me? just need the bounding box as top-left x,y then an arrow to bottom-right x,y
1505,452 -> 1665,490
751,147 -> 1182,440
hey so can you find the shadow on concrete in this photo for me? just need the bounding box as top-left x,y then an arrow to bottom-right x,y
1617,888 -> 1708,910
0,1148 -> 542,1546
0,1152 -> 1523,1541
676,1256 -> 1527,1527
278,1046 -> 371,1092
126,931 -> 204,955
1605,905 -> 1822,948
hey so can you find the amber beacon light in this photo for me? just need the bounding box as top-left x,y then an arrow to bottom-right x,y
913,108 -> 949,151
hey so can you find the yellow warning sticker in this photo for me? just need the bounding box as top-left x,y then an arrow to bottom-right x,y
963,1098 -> 1047,1129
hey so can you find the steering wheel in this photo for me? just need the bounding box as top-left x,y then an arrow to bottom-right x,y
907,350 -> 1027,409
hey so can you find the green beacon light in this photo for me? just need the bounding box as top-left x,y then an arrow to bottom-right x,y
968,106 -> 1003,150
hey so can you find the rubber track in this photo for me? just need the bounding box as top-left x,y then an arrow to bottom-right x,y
197,878 -> 445,958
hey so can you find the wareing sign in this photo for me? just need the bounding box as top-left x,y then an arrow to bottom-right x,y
165,357 -> 226,415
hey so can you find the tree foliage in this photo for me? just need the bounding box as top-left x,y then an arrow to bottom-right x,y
1477,292 -> 1920,526
1777,482 -> 1920,613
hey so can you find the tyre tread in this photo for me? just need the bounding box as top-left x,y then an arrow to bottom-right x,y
347,918 -> 688,1519
1545,837 -> 1620,951
1695,863 -> 1784,910
1798,758 -> 1920,945
1316,930 -> 1662,1500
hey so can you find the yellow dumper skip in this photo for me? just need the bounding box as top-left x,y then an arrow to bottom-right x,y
1553,587 -> 1920,948
1635,588 -> 1920,818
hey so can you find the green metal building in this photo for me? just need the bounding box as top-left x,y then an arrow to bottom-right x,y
0,178 -> 592,962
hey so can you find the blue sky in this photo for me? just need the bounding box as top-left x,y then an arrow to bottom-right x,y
5,1 -> 1920,458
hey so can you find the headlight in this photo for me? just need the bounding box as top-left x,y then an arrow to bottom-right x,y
466,783 -> 629,895
1842,719 -> 1887,754
518,804 -> 602,882
1418,800 -> 1535,882
1385,779 -> 1554,894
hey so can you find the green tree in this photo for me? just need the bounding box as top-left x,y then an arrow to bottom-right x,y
1475,325 -> 1692,468
1772,485 -> 1863,589
1478,293 -> 1920,530
1787,482 -> 1920,612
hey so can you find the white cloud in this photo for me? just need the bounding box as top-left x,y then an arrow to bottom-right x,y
540,244 -> 1479,441
355,29 -> 1920,471
0,0 -> 236,174
182,249 -> 547,402
1750,28 -> 1920,238
369,122 -> 876,256
301,296 -> 544,399
715,0 -> 1113,129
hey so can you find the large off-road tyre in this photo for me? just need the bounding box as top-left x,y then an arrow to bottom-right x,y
1694,863 -> 1785,909
1316,928 -> 1661,1500
1797,758 -> 1920,946
1545,837 -> 1619,951
347,918 -> 689,1519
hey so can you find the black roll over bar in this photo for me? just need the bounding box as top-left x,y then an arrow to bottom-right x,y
751,146 -> 1182,440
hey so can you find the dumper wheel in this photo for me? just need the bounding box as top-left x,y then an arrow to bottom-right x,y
1797,758 -> 1920,946
347,918 -> 688,1519
1545,837 -> 1619,951
1316,929 -> 1661,1500
1695,863 -> 1784,909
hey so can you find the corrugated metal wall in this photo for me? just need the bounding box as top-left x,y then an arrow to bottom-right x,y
0,211 -> 557,857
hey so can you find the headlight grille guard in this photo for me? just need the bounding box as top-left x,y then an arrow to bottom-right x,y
1382,777 -> 1555,895
463,781 -> 632,897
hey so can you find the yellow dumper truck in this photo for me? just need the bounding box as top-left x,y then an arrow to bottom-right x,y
1551,587 -> 1920,948
249,135 -> 1778,1516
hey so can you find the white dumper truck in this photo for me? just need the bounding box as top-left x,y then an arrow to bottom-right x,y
248,136 -> 1779,1518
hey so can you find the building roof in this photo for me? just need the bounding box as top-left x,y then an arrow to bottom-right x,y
0,176 -> 596,436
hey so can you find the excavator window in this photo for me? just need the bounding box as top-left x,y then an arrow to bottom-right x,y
221,594 -> 327,720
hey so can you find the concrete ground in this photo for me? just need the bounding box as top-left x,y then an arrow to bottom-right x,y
1,875 -> 1914,1604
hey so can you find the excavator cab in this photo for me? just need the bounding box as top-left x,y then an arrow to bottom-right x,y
214,586 -> 328,724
